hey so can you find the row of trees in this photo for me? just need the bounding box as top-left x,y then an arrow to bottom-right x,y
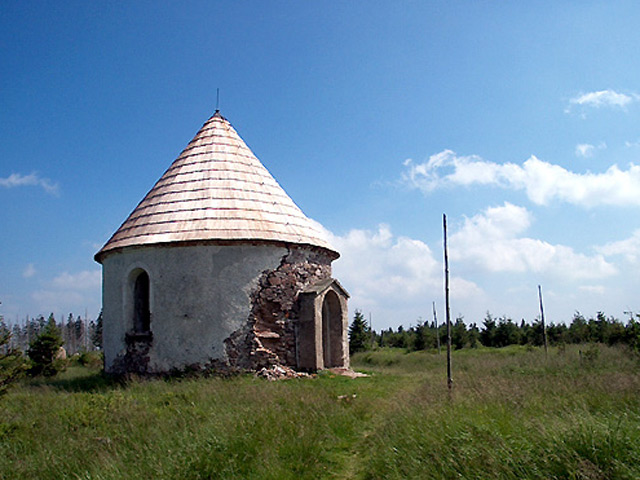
2,313 -> 102,355
0,312 -> 104,395
1,316 -> 65,396
349,310 -> 640,354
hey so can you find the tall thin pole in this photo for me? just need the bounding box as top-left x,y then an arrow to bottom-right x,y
433,301 -> 440,354
369,312 -> 374,349
538,285 -> 548,355
443,214 -> 453,391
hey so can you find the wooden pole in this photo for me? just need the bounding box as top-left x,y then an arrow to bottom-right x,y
443,214 -> 453,391
369,312 -> 374,349
538,285 -> 548,355
433,301 -> 440,354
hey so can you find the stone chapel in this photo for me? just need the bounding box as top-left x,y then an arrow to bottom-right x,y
95,110 -> 349,375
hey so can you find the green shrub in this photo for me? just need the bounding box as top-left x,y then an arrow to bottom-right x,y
27,319 -> 66,377
0,322 -> 27,397
77,351 -> 103,368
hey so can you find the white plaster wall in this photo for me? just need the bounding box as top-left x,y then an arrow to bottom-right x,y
101,243 -> 287,373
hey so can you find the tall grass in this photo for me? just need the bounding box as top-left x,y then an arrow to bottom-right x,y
1,344 -> 638,479
355,345 -> 640,479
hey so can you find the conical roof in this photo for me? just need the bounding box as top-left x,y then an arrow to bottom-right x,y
95,111 -> 337,262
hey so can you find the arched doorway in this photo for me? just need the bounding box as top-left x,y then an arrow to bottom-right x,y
297,278 -> 350,371
133,270 -> 150,333
322,290 -> 344,368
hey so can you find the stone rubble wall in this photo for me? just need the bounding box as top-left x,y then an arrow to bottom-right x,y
224,246 -> 333,370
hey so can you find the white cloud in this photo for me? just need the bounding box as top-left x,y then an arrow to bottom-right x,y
32,290 -> 86,311
569,89 -> 637,109
575,144 -> 595,158
448,203 -> 616,281
403,150 -> 501,192
31,270 -> 101,316
403,150 -> 640,207
311,217 -> 628,327
314,222 -> 483,328
579,285 -> 606,295
598,229 -> 640,263
329,224 -> 441,301
51,270 -> 101,290
22,263 -> 36,278
0,172 -> 59,195
575,142 -> 606,158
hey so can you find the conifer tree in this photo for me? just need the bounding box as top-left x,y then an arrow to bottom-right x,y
349,310 -> 370,354
27,314 -> 65,377
0,318 -> 26,397
413,322 -> 427,351
92,311 -> 103,349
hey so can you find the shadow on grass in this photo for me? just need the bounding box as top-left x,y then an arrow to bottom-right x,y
27,368 -> 126,393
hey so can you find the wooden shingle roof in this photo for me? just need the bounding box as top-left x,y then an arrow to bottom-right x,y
95,111 -> 338,262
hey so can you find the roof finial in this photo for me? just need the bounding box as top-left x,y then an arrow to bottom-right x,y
215,88 -> 220,113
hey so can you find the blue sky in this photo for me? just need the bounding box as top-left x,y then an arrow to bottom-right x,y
3,1 -> 640,330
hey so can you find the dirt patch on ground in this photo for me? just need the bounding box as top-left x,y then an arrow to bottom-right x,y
328,367 -> 369,378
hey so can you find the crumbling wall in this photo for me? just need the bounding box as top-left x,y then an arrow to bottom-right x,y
110,332 -> 153,375
101,242 -> 338,376
224,246 -> 333,370
101,243 -> 290,375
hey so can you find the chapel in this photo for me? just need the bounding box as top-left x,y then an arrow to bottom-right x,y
95,110 -> 349,374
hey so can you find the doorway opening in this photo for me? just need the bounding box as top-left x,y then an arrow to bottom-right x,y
321,290 -> 343,368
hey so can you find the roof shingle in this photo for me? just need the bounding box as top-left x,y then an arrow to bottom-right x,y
95,111 -> 337,262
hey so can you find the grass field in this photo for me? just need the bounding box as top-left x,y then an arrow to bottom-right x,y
1,344 -> 639,479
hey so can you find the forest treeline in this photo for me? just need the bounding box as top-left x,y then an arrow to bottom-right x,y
0,312 -> 104,393
349,310 -> 640,354
0,313 -> 102,356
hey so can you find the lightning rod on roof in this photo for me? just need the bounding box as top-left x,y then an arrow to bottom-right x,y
216,88 -> 220,112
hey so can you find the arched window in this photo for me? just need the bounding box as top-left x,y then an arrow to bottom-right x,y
133,270 -> 150,333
